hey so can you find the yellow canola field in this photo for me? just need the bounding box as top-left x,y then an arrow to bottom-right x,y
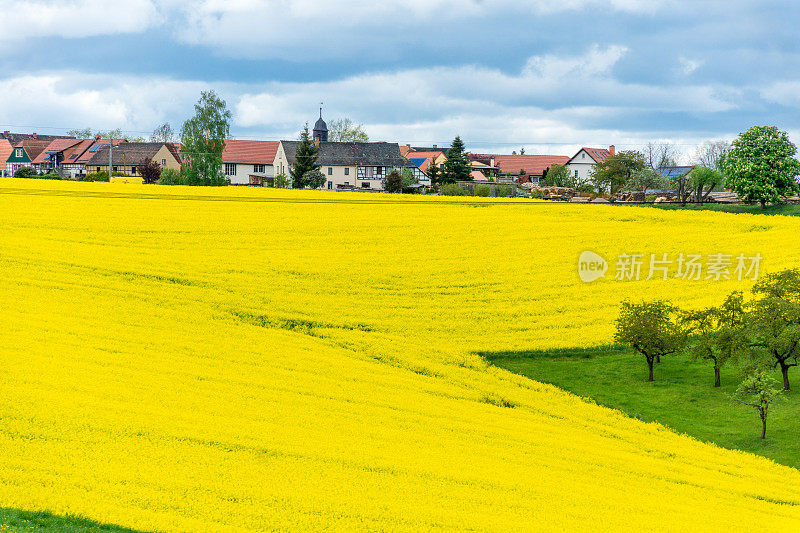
1,178 -> 800,531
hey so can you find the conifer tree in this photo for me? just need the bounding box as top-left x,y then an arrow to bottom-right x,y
291,124 -> 322,189
441,136 -> 472,184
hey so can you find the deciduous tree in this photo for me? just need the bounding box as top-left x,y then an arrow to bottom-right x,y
138,158 -> 161,184
723,126 -> 800,208
683,291 -> 746,387
328,118 -> 369,143
615,300 -> 685,381
732,366 -> 783,439
180,90 -> 231,186
747,269 -> 800,390
151,123 -> 175,143
591,151 -> 647,194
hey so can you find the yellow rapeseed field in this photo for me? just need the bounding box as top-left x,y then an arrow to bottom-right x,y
2,178 -> 800,531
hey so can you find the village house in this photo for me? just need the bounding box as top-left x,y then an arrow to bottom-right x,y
0,132 -> 74,176
566,146 -> 615,185
5,139 -> 51,175
222,140 -> 280,185
275,114 -> 424,190
86,143 -> 182,175
31,138 -> 85,175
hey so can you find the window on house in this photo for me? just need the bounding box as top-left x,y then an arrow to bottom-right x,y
254,164 -> 265,173
327,181 -> 332,190
113,166 -> 118,172
344,167 -> 349,176
162,159 -> 166,166
97,167 -> 101,172
376,166 -> 383,175
132,167 -> 137,175
225,163 -> 236,175
362,182 -> 370,188
328,167 -> 333,175
574,170 -> 578,179
581,152 -> 585,159
15,149 -> 22,158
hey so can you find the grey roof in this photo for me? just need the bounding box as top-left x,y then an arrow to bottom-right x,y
280,141 -> 413,167
314,117 -> 328,132
86,143 -> 174,166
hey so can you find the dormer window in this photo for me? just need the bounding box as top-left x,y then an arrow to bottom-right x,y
15,149 -> 22,158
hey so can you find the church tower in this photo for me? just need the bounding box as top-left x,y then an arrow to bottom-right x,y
313,106 -> 328,143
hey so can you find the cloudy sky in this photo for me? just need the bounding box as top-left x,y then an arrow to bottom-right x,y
1,0 -> 798,157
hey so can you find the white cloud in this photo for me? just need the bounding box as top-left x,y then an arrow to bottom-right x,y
0,46 -> 744,152
677,57 -> 703,75
761,81 -> 800,108
165,0 -> 665,59
0,0 -> 159,41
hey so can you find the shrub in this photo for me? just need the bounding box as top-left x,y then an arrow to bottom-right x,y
385,169 -> 403,193
79,171 -> 129,182
138,158 -> 162,184
38,173 -> 63,180
439,183 -> 467,196
474,184 -> 490,197
273,172 -> 290,189
530,188 -> 543,199
159,168 -> 184,185
13,167 -> 37,179
497,186 -> 512,198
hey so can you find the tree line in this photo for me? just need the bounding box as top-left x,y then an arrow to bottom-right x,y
543,126 -> 800,208
615,268 -> 800,438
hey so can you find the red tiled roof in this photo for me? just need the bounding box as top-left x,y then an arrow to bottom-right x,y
0,139 -> 13,165
492,154 -> 570,176
31,138 -> 82,164
573,147 -> 611,164
222,140 -> 279,164
14,139 -> 51,162
470,170 -> 488,181
405,151 -> 444,160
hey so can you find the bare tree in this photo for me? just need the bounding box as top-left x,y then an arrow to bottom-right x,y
643,142 -> 679,170
693,140 -> 730,170
151,122 -> 175,143
328,118 -> 369,143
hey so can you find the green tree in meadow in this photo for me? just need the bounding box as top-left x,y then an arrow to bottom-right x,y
723,126 -> 800,208
683,291 -> 746,387
747,269 -> 800,390
732,366 -> 783,439
441,136 -> 472,184
615,300 -> 685,382
180,90 -> 231,186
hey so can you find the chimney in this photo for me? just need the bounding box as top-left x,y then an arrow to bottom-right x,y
432,145 -> 437,149
32,133 -> 37,139
490,157 -> 495,167
512,151 -> 517,155
405,144 -> 410,150
609,145 -> 615,156
2,131 -> 8,137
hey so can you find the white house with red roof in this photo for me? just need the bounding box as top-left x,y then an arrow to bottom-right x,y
566,146 -> 615,185
222,140 -> 280,185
